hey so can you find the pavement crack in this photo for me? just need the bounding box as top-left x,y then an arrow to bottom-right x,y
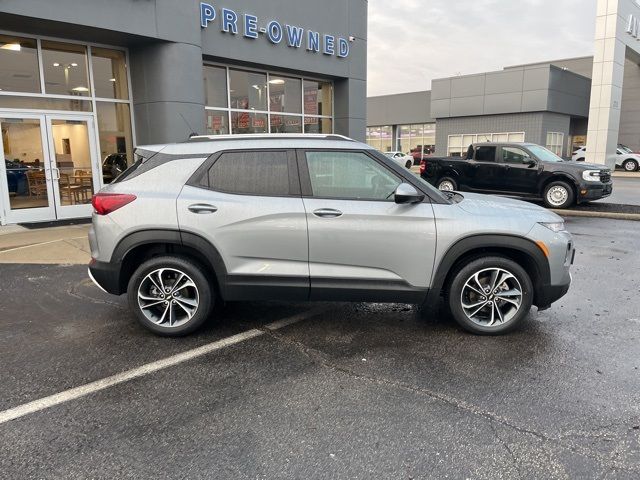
259,327 -> 640,474
66,279 -> 126,309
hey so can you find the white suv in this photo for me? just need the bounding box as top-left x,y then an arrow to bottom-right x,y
572,145 -> 640,171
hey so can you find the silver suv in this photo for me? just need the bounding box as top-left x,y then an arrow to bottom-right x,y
88,134 -> 574,336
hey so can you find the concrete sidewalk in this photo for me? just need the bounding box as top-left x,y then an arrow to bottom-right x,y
0,224 -> 90,264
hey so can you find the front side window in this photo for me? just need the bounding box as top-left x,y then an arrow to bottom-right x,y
475,146 -> 496,162
207,151 -> 290,196
305,151 -> 401,200
501,147 -> 529,164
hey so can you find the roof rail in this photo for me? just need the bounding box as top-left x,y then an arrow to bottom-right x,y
185,133 -> 355,143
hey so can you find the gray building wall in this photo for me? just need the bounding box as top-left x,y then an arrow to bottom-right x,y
431,65 -> 590,119
505,57 -> 595,79
0,0 -> 367,143
367,91 -> 433,126
435,112 -> 571,157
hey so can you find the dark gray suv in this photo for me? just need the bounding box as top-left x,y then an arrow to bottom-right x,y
88,134 -> 574,336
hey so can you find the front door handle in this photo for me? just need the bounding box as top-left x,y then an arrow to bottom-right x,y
313,208 -> 343,218
188,203 -> 218,214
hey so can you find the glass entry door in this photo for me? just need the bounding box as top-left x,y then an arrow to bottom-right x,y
0,113 -> 100,224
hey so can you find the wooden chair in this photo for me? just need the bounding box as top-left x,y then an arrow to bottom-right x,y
58,173 -> 83,205
25,171 -> 47,198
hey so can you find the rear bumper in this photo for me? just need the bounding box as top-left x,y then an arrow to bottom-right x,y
88,259 -> 123,295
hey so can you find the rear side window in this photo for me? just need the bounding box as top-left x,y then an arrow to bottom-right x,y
207,151 -> 290,196
475,146 -> 496,162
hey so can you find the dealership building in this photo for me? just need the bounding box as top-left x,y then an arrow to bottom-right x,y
0,0 -> 367,225
368,0 -> 640,166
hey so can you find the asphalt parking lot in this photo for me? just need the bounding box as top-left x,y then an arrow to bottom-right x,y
1,216 -> 639,479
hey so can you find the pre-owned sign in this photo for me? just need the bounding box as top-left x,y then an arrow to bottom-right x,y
200,2 -> 351,58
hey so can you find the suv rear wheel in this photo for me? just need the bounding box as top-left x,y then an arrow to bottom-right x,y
447,256 -> 533,335
543,180 -> 574,209
127,256 -> 214,336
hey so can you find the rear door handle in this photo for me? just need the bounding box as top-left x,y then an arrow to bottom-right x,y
313,208 -> 343,218
188,203 -> 218,214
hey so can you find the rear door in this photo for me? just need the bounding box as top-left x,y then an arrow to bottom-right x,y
177,149 -> 309,300
499,145 -> 539,194
462,145 -> 504,191
298,149 -> 437,302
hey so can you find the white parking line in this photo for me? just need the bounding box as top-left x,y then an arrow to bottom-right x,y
0,236 -> 87,254
0,308 -> 324,426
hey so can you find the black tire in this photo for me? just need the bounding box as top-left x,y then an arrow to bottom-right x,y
437,176 -> 458,191
405,160 -> 412,169
622,158 -> 639,172
127,255 -> 214,336
447,256 -> 533,335
543,180 -> 574,209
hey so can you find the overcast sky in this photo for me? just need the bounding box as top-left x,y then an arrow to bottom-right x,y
367,0 -> 597,96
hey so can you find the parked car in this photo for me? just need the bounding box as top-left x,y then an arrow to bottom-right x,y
102,153 -> 129,183
384,151 -> 413,169
4,160 -> 30,195
572,144 -> 640,172
88,134 -> 574,337
421,142 -> 612,209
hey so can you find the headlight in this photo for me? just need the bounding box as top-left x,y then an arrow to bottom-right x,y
582,170 -> 601,182
539,221 -> 565,232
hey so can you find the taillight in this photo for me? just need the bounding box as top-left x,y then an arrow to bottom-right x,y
91,193 -> 136,215
419,159 -> 427,174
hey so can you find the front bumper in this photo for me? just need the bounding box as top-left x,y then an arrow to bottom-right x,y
535,275 -> 571,311
88,258 -> 123,295
577,182 -> 613,203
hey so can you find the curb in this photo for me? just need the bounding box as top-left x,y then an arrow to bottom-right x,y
554,209 -> 640,221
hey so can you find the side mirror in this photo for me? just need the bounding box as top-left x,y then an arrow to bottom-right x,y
394,183 -> 425,204
525,158 -> 537,167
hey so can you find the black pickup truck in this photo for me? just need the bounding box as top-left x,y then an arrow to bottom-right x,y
420,142 -> 613,209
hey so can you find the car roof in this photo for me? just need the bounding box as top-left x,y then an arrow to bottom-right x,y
137,134 -> 370,156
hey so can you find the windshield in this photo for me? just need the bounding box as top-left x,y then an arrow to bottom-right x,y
527,145 -> 563,163
618,144 -> 633,153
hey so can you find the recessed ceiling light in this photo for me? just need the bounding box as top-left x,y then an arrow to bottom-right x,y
109,78 -> 116,82
70,63 -> 78,67
252,84 -> 261,90
269,79 -> 285,85
72,86 -> 89,92
0,43 -> 21,51
53,62 -> 60,67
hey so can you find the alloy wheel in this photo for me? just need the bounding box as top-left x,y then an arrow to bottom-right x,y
137,268 -> 200,328
624,160 -> 638,171
460,267 -> 523,327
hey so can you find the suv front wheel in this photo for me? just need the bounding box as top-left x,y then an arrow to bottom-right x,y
127,256 -> 214,336
447,256 -> 533,335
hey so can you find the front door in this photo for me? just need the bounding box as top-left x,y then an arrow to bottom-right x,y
299,150 -> 437,302
0,113 -> 100,224
499,145 -> 538,194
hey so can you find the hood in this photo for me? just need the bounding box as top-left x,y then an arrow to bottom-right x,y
456,192 -> 562,222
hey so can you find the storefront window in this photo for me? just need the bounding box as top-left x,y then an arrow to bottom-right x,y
204,65 -> 228,108
305,117 -> 332,134
304,80 -> 332,116
271,114 -> 303,133
96,102 -> 133,183
231,111 -> 268,134
379,125 -> 392,152
205,110 -> 229,135
91,48 -> 128,100
41,41 -> 90,96
229,69 -> 267,111
0,35 -> 40,93
269,76 -> 302,114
